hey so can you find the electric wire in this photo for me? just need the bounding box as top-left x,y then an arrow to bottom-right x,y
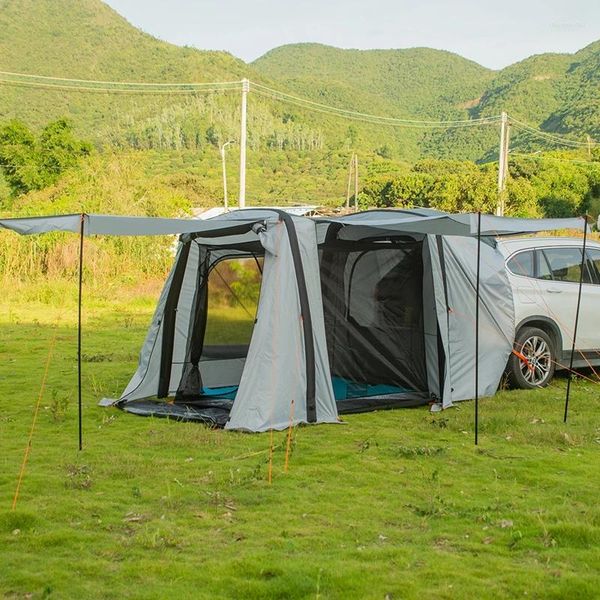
0,70 -> 595,148
510,117 -> 597,149
252,81 -> 501,126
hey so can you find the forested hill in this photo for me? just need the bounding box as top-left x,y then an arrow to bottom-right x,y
0,0 -> 248,81
254,42 -> 600,139
253,43 -> 493,122
0,0 -> 598,162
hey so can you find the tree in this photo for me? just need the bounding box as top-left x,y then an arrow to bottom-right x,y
0,119 -> 92,196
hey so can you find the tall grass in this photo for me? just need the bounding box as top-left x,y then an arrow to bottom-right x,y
0,152 -> 192,284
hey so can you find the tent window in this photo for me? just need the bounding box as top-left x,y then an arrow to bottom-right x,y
202,255 -> 263,353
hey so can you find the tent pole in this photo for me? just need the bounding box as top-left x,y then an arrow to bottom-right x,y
475,211 -> 481,445
78,214 -> 84,451
564,215 -> 588,423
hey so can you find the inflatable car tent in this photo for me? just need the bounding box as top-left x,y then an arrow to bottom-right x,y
0,210 -> 586,435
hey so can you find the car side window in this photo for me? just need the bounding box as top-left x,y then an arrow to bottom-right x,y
541,248 -> 593,284
587,249 -> 600,284
507,251 -> 534,277
536,250 -> 553,280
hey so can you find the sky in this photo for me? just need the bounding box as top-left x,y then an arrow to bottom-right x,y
103,0 -> 600,70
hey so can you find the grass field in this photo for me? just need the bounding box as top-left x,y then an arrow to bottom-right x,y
1,284 -> 600,599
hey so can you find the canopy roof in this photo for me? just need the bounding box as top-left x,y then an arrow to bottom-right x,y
316,210 -> 586,237
0,210 -> 586,238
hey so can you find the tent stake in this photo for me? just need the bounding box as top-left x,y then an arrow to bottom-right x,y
475,211 -> 481,445
78,214 -> 84,451
564,215 -> 588,423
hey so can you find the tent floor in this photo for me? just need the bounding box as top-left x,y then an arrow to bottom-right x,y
336,392 -> 429,413
119,391 -> 430,427
121,397 -> 233,427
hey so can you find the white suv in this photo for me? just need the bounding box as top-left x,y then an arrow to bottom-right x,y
497,237 -> 600,389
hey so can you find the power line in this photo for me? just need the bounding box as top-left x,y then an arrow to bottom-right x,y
0,78 -> 242,95
510,116 -> 597,149
0,70 -> 500,128
252,88 -> 499,129
253,82 -> 502,128
0,70 -> 242,94
0,69 -> 596,146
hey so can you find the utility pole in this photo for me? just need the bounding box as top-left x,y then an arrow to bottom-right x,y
496,111 -> 510,216
587,135 -> 592,160
353,154 -> 359,211
220,140 -> 235,211
345,153 -> 354,210
239,78 -> 249,209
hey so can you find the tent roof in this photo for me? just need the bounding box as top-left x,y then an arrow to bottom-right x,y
0,209 -> 586,238
316,210 -> 586,237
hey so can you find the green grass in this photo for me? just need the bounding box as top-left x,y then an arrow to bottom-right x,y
1,286 -> 600,599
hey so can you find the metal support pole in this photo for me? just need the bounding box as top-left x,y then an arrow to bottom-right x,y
564,216 -> 588,423
496,111 -> 509,216
239,78 -> 249,208
475,211 -> 482,445
77,214 -> 85,451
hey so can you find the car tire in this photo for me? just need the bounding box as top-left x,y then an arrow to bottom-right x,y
507,327 -> 556,389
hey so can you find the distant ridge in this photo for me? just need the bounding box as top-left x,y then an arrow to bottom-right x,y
0,0 -> 598,160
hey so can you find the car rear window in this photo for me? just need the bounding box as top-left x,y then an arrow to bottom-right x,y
507,251 -> 534,277
541,248 -> 593,284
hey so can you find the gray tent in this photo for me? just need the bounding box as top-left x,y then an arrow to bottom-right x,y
0,210 -> 586,433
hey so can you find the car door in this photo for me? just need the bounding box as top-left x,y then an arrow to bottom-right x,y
583,248 -> 600,356
534,247 -> 596,354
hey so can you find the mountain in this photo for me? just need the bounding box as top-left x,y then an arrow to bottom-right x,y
0,0 -> 252,133
0,0 -> 248,83
253,43 -> 493,122
254,42 -> 600,158
0,0 -> 597,179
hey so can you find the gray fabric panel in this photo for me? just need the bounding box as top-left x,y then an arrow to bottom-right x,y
226,218 -> 338,432
0,214 -> 83,235
118,241 -> 200,401
170,242 -> 200,373
0,212 -> 278,236
294,217 -> 338,426
427,236 -> 453,407
199,358 -> 246,387
421,238 -> 440,401
318,212 -> 586,238
439,236 -> 515,403
1,211 -> 585,238
118,244 -> 184,402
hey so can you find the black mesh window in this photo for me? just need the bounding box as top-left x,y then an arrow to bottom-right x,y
320,239 -> 428,409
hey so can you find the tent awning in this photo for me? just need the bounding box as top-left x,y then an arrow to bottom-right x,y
0,211 -> 280,237
0,210 -> 587,238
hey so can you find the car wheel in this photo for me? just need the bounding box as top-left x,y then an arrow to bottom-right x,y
507,327 -> 556,389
